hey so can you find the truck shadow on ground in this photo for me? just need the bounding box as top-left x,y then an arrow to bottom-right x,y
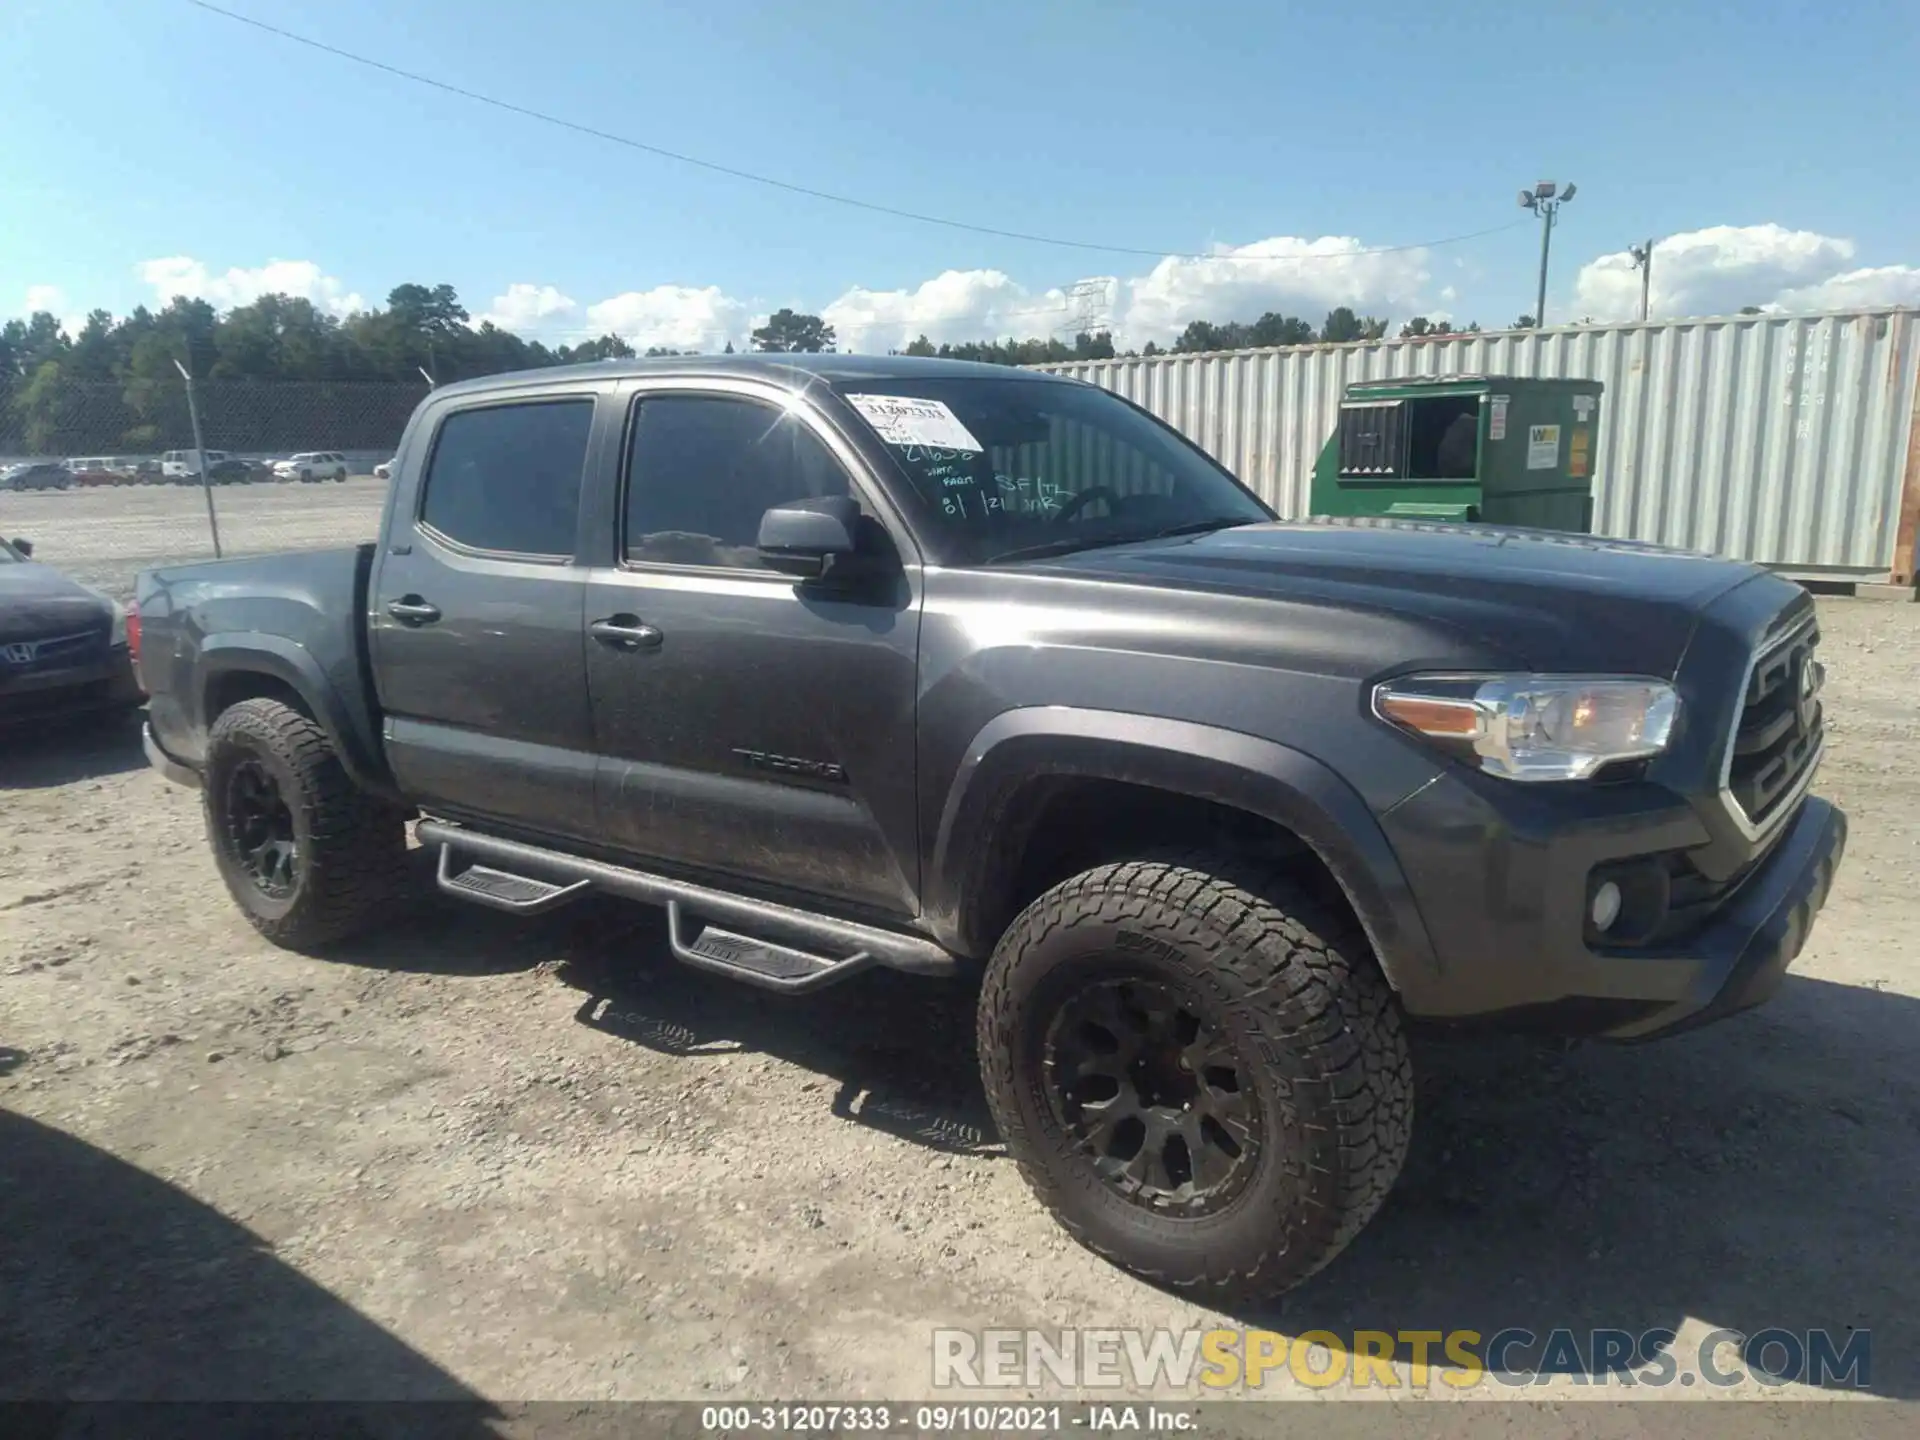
0,1108 -> 499,1418
341,898 -> 1919,1394
0,709 -> 148,790
550,900 -> 999,1157
1250,974 -> 1920,1396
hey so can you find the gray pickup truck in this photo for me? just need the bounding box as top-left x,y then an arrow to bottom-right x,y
137,354 -> 1845,1298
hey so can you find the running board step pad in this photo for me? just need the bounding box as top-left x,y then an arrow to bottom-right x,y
666,902 -> 876,993
436,850 -> 590,914
682,925 -> 835,982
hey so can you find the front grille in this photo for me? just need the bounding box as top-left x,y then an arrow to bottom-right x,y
0,629 -> 107,673
1723,613 -> 1823,833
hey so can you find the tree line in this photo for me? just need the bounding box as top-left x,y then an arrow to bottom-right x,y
0,280 -> 1518,456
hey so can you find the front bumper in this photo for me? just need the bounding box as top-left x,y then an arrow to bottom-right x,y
1603,796 -> 1845,1039
1379,775 -> 1847,1041
0,648 -> 143,727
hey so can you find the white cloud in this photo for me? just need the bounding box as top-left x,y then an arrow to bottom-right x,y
819,238 -> 1435,353
823,269 -> 1099,353
1773,264 -> 1920,313
585,284 -> 750,352
138,256 -> 365,316
1570,224 -> 1920,321
1121,236 -> 1431,347
475,282 -> 577,331
23,284 -> 64,316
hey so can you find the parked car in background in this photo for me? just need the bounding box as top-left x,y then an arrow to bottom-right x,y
63,458 -> 121,487
274,451 -> 349,483
373,457 -> 395,481
160,449 -> 230,481
3,462 -> 72,491
206,458 -> 260,485
0,534 -> 143,727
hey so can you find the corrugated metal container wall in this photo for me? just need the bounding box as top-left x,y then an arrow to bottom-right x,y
1039,308 -> 1920,578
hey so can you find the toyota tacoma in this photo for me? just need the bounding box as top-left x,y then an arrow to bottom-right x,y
134,355 -> 1845,1298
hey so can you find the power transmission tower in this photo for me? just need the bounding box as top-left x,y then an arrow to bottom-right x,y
1057,279 -> 1112,341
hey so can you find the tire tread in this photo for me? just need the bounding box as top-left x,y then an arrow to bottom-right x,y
977,848 -> 1413,1300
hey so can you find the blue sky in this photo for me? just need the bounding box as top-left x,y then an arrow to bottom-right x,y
6,0 -> 1918,350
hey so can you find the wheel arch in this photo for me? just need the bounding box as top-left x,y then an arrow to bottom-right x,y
197,636 -> 396,800
928,708 -> 1441,1000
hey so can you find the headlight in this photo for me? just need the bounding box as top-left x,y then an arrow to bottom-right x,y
1373,674 -> 1680,782
109,601 -> 128,647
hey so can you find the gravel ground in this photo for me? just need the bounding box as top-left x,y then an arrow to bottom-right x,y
1,591 -> 1917,1415
0,477 -> 388,601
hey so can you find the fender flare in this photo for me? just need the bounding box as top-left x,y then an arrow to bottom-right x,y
197,634 -> 395,799
927,707 -> 1440,999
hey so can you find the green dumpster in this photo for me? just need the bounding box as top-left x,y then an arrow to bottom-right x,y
1308,375 -> 1601,533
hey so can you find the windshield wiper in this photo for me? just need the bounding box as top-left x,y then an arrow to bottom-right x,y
981,532 -> 1148,565
983,517 -> 1250,567
1141,517 -> 1253,542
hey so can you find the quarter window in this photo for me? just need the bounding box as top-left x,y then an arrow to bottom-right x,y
624,395 -> 850,569
419,399 -> 593,557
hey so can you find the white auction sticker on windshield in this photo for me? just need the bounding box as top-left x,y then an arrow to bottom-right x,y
845,394 -> 983,452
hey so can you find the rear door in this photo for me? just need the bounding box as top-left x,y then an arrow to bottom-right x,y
371,383 -> 614,841
582,379 -> 924,918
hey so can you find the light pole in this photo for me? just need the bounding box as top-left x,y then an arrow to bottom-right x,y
1628,239 -> 1655,323
172,357 -> 223,558
1518,181 -> 1577,328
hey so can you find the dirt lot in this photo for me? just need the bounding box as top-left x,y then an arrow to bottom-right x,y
0,477 -> 389,602
2,595 -> 1917,1412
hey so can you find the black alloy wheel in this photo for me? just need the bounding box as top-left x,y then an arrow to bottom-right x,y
1044,975 -> 1262,1216
222,757 -> 298,899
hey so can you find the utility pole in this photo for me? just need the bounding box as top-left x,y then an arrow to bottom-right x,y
172,358 -> 223,559
1518,181 -> 1577,328
1629,239 -> 1655,323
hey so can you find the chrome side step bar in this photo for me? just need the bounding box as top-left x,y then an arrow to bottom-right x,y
418,819 -> 957,990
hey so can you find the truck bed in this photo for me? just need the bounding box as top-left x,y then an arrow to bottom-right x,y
136,544 -> 391,791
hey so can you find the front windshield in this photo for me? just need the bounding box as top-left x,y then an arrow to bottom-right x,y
833,376 -> 1271,566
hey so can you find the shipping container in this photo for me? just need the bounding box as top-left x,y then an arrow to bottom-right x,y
1039,308 -> 1920,582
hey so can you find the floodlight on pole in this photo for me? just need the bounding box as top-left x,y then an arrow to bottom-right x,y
1518,180 -> 1576,327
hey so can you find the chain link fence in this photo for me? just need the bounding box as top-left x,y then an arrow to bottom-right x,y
1,378 -> 427,601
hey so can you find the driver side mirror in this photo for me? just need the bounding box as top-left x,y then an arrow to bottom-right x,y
10,537 -> 31,557
757,495 -> 860,580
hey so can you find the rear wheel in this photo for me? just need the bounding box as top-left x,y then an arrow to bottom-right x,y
202,698 -> 406,949
978,853 -> 1413,1300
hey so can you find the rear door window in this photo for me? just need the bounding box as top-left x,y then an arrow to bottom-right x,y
419,399 -> 594,558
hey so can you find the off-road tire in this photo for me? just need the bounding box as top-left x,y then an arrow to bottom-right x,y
202,698 -> 405,950
977,852 -> 1413,1301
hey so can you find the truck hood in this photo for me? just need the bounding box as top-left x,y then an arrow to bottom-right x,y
1030,519 -> 1773,675
0,561 -> 115,644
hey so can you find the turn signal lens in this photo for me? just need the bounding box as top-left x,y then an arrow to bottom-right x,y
1374,692 -> 1483,738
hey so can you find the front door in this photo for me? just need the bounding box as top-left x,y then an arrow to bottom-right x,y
584,384 -> 921,919
371,390 -> 603,840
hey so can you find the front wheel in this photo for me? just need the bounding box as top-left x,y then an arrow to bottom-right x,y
202,698 -> 407,949
977,854 -> 1413,1301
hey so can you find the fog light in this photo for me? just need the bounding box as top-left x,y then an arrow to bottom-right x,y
1591,880 -> 1623,932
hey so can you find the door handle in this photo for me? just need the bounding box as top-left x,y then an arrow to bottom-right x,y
386,596 -> 441,625
590,616 -> 663,651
